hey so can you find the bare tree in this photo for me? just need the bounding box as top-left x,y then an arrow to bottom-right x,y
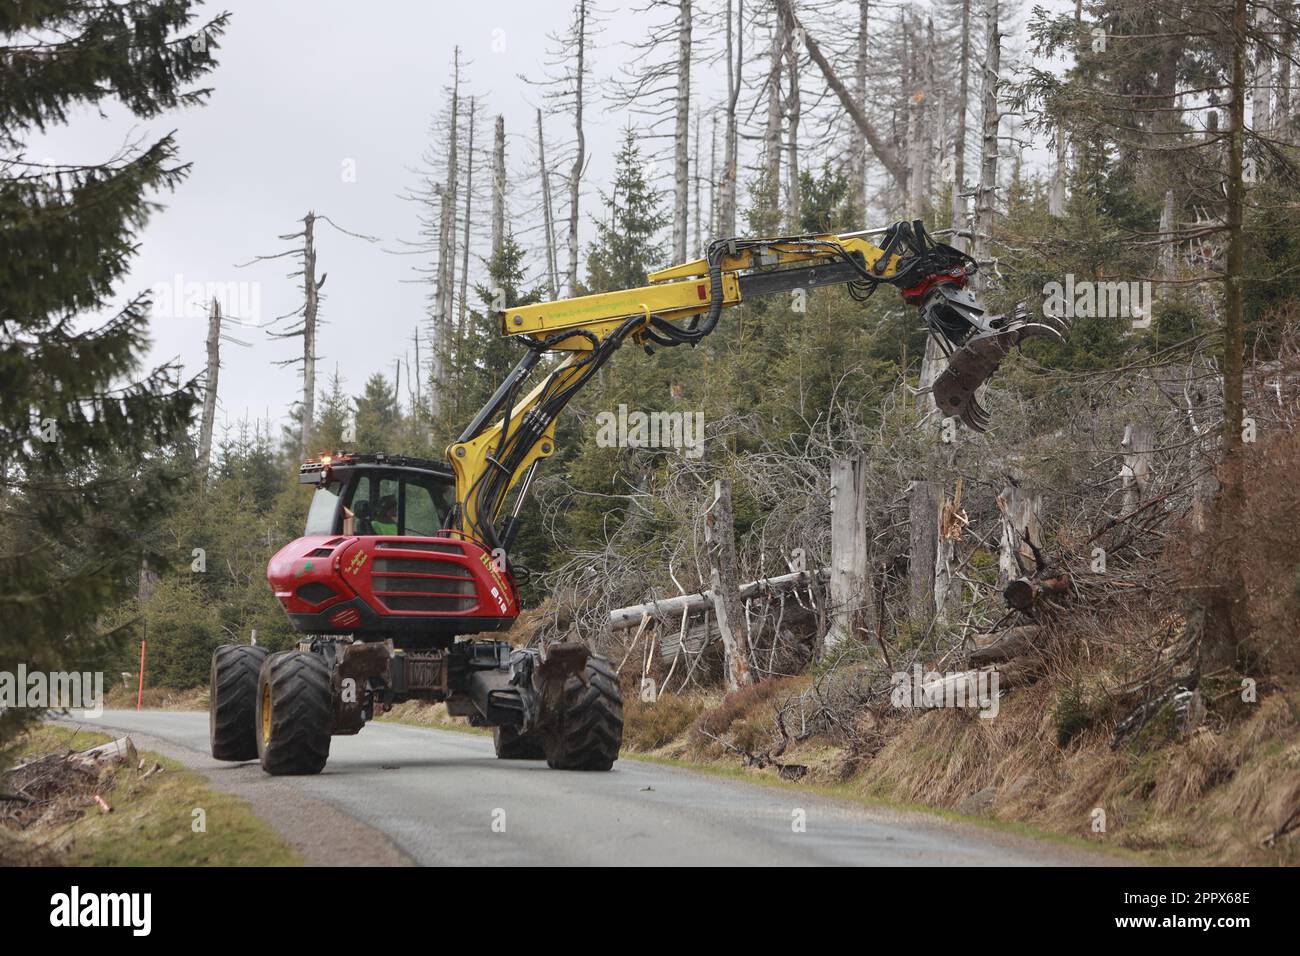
239,211 -> 377,458
717,0 -> 744,236
455,95 -> 479,353
198,298 -> 221,476
491,114 -> 506,262
722,0 -> 745,235
534,109 -> 560,299
433,49 -> 461,414
951,0 -> 973,236
851,0 -> 870,223
784,6 -> 802,230
776,0 -> 909,191
567,0 -> 591,295
606,0 -> 695,262
762,4 -> 787,218
972,0 -> 1000,285
524,1 -> 598,296
674,1 -> 693,260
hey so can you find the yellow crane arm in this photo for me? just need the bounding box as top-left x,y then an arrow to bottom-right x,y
443,220 -> 1063,553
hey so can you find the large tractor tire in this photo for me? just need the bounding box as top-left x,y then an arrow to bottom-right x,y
210,644 -> 270,761
543,654 -> 623,771
255,650 -> 333,776
493,724 -> 546,760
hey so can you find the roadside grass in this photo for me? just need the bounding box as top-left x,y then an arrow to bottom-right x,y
618,670 -> 1300,867
102,685 -> 207,711
1,725 -> 299,867
619,749 -> 1148,864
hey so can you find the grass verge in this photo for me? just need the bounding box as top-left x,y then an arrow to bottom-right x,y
1,725 -> 299,866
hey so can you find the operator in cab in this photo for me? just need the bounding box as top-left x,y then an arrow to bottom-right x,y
373,494 -> 398,535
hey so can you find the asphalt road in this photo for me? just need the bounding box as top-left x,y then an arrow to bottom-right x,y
72,709 -> 1110,866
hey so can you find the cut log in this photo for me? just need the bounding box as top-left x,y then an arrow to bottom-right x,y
968,625 -> 1041,665
1003,572 -> 1069,611
608,569 -> 827,630
72,736 -> 137,768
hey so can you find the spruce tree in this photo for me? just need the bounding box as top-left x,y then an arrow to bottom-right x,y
584,128 -> 669,293
314,367 -> 353,452
0,2 -> 227,750
353,373 -> 401,452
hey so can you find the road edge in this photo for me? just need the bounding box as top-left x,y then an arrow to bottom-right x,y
54,717 -> 415,867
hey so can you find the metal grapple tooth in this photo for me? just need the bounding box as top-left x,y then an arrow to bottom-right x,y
962,395 -> 991,432
1015,315 -> 1069,343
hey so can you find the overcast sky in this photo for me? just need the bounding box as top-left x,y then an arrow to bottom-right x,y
29,0 -> 1063,441
32,0 -> 641,436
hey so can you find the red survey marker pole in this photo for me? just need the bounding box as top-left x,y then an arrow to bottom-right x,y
136,637 -> 147,711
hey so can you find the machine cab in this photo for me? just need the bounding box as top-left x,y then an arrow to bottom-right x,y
268,453 -> 517,642
300,453 -> 458,538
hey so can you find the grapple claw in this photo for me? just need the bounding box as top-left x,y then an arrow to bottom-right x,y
931,312 -> 1066,433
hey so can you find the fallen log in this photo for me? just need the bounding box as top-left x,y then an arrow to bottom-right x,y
71,736 -> 137,769
1003,573 -> 1070,611
608,569 -> 827,631
968,625 -> 1042,666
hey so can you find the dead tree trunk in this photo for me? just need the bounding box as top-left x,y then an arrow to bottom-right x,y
608,569 -> 824,629
934,481 -> 966,622
536,108 -> 559,299
672,0 -> 693,262
431,49 -> 461,418
718,0 -> 743,236
456,97 -> 476,356
1121,423 -> 1155,513
997,483 -> 1042,589
301,211 -> 319,458
762,9 -> 785,219
565,0 -> 588,296
1276,26 -> 1293,141
780,34 -> 800,230
909,480 -> 941,622
827,456 -> 872,650
784,16 -> 802,231
919,17 -> 936,213
708,111 -> 718,240
1157,188 -> 1175,298
198,297 -> 221,477
693,110 -> 702,253
778,0 -> 908,191
918,332 -> 946,423
851,0 -> 870,224
491,114 -> 505,263
973,0 -> 1000,288
1252,5 -> 1273,138
705,479 -> 753,690
951,0 -> 972,238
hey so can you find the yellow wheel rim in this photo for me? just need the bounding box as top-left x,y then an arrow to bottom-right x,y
261,682 -> 272,745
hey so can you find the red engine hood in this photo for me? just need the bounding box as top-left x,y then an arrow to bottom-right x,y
267,533 -> 517,634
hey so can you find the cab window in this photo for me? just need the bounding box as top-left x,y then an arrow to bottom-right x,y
404,479 -> 454,536
304,480 -> 343,535
343,472 -> 454,536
